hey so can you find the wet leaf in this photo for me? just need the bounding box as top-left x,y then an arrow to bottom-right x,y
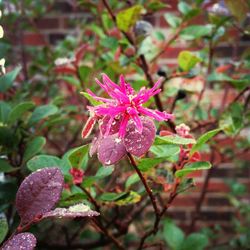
16,167 -> 64,224
124,117 -> 156,157
98,134 -> 126,165
43,203 -> 99,219
27,155 -> 62,172
2,233 -> 36,250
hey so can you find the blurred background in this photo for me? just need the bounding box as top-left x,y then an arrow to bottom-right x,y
0,0 -> 250,249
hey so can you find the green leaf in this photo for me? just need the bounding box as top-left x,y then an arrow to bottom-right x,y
164,13 -> 182,28
59,76 -> 81,88
78,65 -> 91,83
117,5 -> 143,32
8,102 -> 35,124
155,135 -> 196,145
100,37 -> 118,49
0,215 -> 8,244
115,191 -> 141,206
80,92 -> 103,106
190,128 -> 220,155
95,165 -> 114,178
59,192 -> 87,207
68,144 -> 89,169
147,1 -> 169,11
180,25 -> 213,40
0,66 -> 21,93
23,136 -> 46,162
0,101 -> 11,124
99,192 -> 127,202
180,233 -> 209,250
175,161 -> 212,178
178,51 -> 201,71
150,144 -> 180,158
207,72 -> 244,83
178,1 -> 192,15
138,158 -> 165,172
163,219 -> 185,250
28,104 -> 58,125
219,103 -> 243,136
82,176 -> 97,188
27,155 -> 62,172
0,159 -> 14,173
125,173 -> 140,189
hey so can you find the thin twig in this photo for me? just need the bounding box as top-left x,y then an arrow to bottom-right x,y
188,150 -> 215,232
127,153 -> 159,216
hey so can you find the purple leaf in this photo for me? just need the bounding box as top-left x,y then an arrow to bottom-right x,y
124,117 -> 156,157
42,203 -> 99,219
89,133 -> 101,157
16,167 -> 64,225
97,133 -> 126,165
2,233 -> 36,250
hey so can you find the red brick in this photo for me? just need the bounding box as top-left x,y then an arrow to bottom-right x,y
171,196 -> 198,207
161,47 -> 200,59
36,18 -> 59,29
23,33 -> 46,46
195,181 -> 230,193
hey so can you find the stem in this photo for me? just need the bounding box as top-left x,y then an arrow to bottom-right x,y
127,153 -> 159,216
102,0 -> 175,132
188,151 -> 215,232
92,217 -> 125,250
138,180 -> 181,249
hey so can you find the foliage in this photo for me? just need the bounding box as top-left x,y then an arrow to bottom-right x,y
0,0 -> 249,249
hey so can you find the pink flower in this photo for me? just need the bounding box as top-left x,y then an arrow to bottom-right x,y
87,74 -> 173,137
69,168 -> 84,185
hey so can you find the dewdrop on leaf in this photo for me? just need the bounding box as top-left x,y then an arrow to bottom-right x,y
0,58 -> 5,74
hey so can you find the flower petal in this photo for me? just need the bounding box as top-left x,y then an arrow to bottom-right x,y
127,108 -> 143,133
118,114 -> 130,138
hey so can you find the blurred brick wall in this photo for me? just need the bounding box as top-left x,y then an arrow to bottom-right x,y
18,0 -> 250,231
